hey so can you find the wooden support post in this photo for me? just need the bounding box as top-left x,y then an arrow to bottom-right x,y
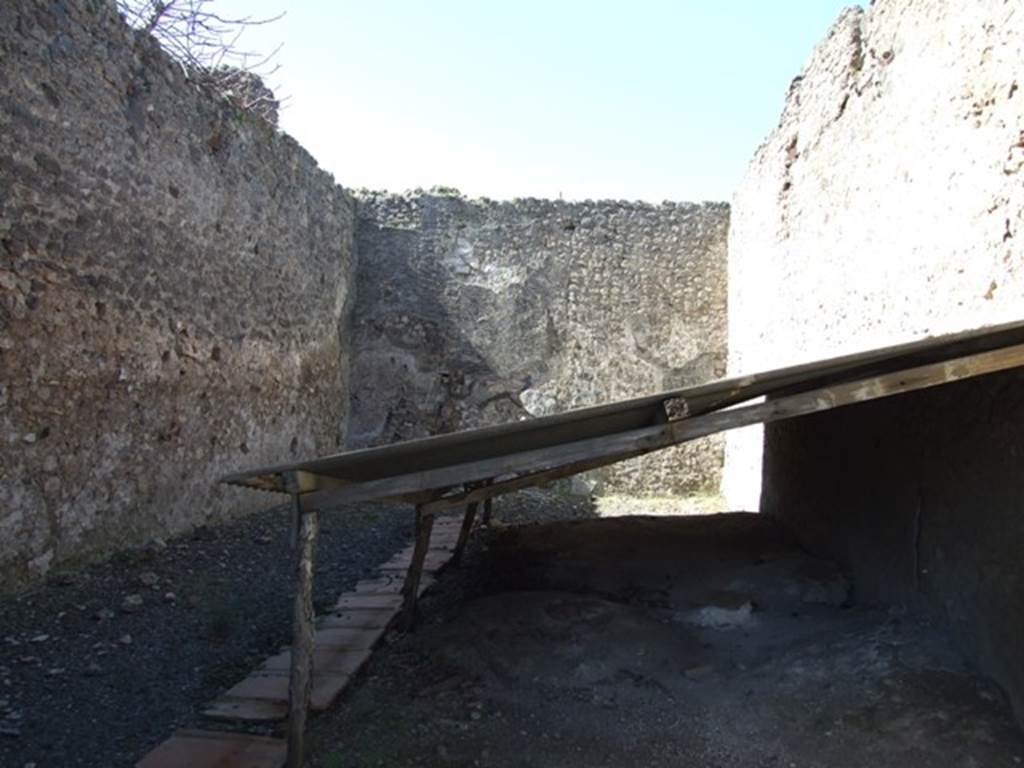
482,497 -> 493,526
286,490 -> 319,768
451,501 -> 479,566
399,505 -> 434,631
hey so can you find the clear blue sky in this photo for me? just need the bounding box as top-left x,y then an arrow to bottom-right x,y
215,1 -> 855,202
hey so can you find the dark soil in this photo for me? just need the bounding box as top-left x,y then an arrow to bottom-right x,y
307,512 -> 1024,768
0,499 -> 412,768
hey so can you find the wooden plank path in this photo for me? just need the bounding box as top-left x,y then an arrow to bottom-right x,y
135,514 -> 467,767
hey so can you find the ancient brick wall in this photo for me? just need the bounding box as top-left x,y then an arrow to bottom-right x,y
352,192 -> 729,496
725,0 -> 1024,723
0,0 -> 356,588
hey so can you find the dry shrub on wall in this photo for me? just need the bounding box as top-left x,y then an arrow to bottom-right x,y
115,0 -> 285,125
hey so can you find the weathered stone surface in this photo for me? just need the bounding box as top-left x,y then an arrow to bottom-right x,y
352,192 -> 729,495
725,0 -> 1024,724
0,0 -> 356,590
724,0 -> 1024,509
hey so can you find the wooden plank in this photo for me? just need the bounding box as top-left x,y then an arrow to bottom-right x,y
223,320 -> 1024,493
421,448 -> 649,514
263,647 -> 371,677
310,671 -> 354,711
318,609 -> 397,630
287,495 -> 318,768
136,729 -> 286,768
223,671 -> 290,702
202,697 -> 288,723
353,574 -> 434,596
315,625 -> 387,649
335,593 -> 404,610
302,422 -> 669,510
663,341 -> 1024,443
418,342 -> 1024,513
377,549 -> 451,573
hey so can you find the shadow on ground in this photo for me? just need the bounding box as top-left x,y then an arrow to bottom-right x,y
309,507 -> 1024,768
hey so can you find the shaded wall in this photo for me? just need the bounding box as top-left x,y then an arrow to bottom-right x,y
352,193 -> 730,496
763,369 -> 1024,721
725,0 -> 1024,722
0,0 -> 356,587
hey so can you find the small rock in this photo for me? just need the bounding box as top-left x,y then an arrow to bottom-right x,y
682,601 -> 754,629
0,724 -> 21,737
94,608 -> 115,621
139,571 -> 159,587
118,634 -> 132,646
255,534 -> 273,545
795,561 -> 850,606
84,662 -> 103,677
685,664 -> 715,681
121,594 -> 144,613
470,710 -> 482,721
29,634 -> 49,643
163,591 -> 177,603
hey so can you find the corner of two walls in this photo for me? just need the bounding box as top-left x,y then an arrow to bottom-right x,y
0,0 -> 357,590
348,193 -> 731,497
1,0 -> 732,591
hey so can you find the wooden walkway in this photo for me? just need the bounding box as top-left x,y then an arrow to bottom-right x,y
135,514 -> 467,768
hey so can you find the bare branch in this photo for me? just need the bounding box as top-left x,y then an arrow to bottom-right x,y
116,0 -> 286,125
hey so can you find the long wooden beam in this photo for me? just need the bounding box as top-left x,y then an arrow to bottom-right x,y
286,489 -> 318,768
299,342 -> 1024,513
300,423 -> 669,510
224,320 -> 1024,493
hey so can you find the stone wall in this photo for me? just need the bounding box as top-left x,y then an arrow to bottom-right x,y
0,0 -> 356,588
352,193 -> 729,495
724,1 -> 1024,509
725,0 -> 1024,721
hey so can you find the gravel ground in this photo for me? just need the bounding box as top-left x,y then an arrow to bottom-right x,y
0,498 -> 412,768
482,488 -> 597,527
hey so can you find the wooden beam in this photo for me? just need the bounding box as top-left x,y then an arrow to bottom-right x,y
286,491 -> 319,768
224,319 -> 1024,493
451,502 -> 479,566
301,422 -> 668,510
417,342 -> 1024,514
296,342 -> 1024,514
663,341 -> 1024,442
421,448 -> 649,514
398,506 -> 434,631
223,320 -> 1024,495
